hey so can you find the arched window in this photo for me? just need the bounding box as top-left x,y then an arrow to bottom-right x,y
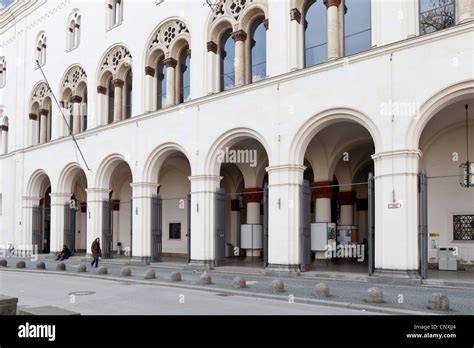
125,69 -> 132,119
107,77 -> 115,124
220,29 -> 235,91
304,0 -> 327,68
179,47 -> 191,103
35,32 -> 47,67
250,18 -> 267,83
29,82 -> 52,145
67,11 -> 81,51
344,0 -> 371,56
419,0 -> 455,35
0,57 -> 5,88
107,0 -> 123,29
60,65 -> 88,135
157,57 -> 167,110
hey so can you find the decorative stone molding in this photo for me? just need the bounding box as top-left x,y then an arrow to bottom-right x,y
145,66 -> 156,77
338,191 -> 356,205
112,79 -> 124,88
211,0 -> 250,23
242,188 -> 263,203
148,19 -> 190,51
290,8 -> 301,24
71,95 -> 82,103
29,113 -> 38,121
323,0 -> 342,8
263,18 -> 269,30
100,45 -> 132,76
31,82 -> 51,105
207,41 -> 218,54
61,65 -> 87,93
163,57 -> 178,68
39,109 -> 49,117
231,29 -> 247,42
97,86 -> 107,95
312,181 -> 333,199
0,125 -> 8,132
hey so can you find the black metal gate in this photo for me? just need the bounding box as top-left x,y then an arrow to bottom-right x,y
129,198 -> 133,257
300,181 -> 312,267
32,206 -> 43,252
263,185 -> 269,268
102,200 -> 113,259
187,193 -> 191,262
151,195 -> 162,262
215,188 -> 226,267
368,172 -> 375,275
418,170 -> 428,279
64,203 -> 76,255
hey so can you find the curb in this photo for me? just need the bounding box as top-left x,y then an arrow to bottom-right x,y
0,268 -> 436,316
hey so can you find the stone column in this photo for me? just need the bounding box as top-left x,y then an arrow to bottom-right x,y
230,198 -> 241,248
313,181 -> 333,223
372,150 -> 420,275
28,113 -> 38,145
356,198 -> 368,243
39,109 -> 49,143
112,79 -> 124,122
85,188 -> 110,256
231,30 -> 247,87
265,165 -> 306,274
187,175 -> 222,269
290,8 -> 304,70
207,41 -> 218,94
21,196 -> 40,255
324,0 -> 342,60
71,95 -> 82,134
457,0 -> 474,24
144,66 -> 156,112
50,192 -> 71,253
242,188 -> 263,258
338,191 -> 355,226
130,182 -> 159,263
97,86 -> 107,126
0,124 -> 8,155
164,57 -> 177,107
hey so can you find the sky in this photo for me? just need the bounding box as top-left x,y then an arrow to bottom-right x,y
0,0 -> 14,11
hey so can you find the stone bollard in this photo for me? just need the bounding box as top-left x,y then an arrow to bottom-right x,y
77,264 -> 87,273
16,261 -> 26,269
313,282 -> 330,297
272,279 -> 285,293
56,263 -> 66,271
121,267 -> 132,277
36,262 -> 46,270
0,260 -> 7,267
0,295 -> 18,315
98,266 -> 108,275
233,277 -> 246,288
199,272 -> 212,285
170,272 -> 182,282
366,287 -> 384,303
428,293 -> 449,311
144,269 -> 156,279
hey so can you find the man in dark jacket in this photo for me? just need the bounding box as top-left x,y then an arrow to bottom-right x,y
56,245 -> 72,261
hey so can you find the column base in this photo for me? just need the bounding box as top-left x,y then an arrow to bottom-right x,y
264,264 -> 301,277
185,259 -> 215,271
372,269 -> 421,280
129,256 -> 151,265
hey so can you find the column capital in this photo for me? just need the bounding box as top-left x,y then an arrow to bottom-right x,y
97,85 -> 107,95
71,95 -> 83,103
0,125 -> 8,131
163,57 -> 178,68
323,0 -> 341,8
29,113 -> 38,121
263,19 -> 269,30
312,181 -> 334,199
113,79 -> 124,88
39,109 -> 49,116
242,188 -> 263,203
338,191 -> 356,205
145,66 -> 155,77
290,8 -> 302,24
207,41 -> 218,54
231,30 -> 248,42
372,149 -> 422,161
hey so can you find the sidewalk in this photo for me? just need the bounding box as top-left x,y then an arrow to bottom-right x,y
1,255 -> 474,315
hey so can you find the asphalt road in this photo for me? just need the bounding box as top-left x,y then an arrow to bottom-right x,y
0,271 -> 374,315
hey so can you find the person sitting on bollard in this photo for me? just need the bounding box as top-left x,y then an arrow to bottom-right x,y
55,245 -> 72,261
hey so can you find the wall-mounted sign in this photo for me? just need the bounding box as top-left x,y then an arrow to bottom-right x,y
388,202 -> 402,209
429,232 -> 440,237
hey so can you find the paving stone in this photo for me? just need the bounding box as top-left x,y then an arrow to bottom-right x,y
144,269 -> 155,279
77,264 -> 87,272
16,261 -> 26,269
36,262 -> 46,270
272,279 -> 285,293
98,266 -> 108,275
121,267 -> 132,277
170,272 -> 182,282
366,287 -> 383,303
233,277 -> 246,288
428,293 -> 449,311
313,282 -> 330,297
199,272 -> 212,285
56,263 -> 66,271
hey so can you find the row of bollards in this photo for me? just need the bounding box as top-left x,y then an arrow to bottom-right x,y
0,259 -> 451,311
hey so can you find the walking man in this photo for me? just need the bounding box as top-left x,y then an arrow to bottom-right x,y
91,237 -> 101,268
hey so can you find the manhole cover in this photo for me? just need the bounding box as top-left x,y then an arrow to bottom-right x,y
67,291 -> 95,296
216,293 -> 232,297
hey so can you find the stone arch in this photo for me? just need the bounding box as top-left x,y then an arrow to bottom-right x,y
408,79 -> 474,149
59,64 -> 87,97
289,107 -> 382,166
57,162 -> 89,194
142,142 -> 191,184
95,153 -> 134,189
27,169 -> 52,198
97,43 -> 133,84
205,127 -> 272,177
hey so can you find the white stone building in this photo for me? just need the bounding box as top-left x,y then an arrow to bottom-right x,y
0,0 -> 473,277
